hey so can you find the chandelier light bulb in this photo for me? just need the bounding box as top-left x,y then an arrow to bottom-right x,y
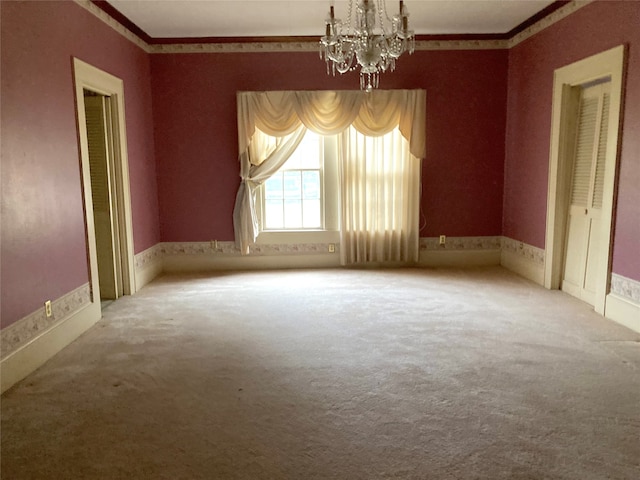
320,0 -> 415,91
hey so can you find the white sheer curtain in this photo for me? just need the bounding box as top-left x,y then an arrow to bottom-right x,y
233,125 -> 307,254
339,126 -> 421,265
233,90 -> 426,256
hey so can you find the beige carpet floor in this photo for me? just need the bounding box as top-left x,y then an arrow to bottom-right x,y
1,267 -> 639,479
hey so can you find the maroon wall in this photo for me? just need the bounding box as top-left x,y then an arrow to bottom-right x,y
7,1 -> 634,333
1,1 -> 160,328
151,49 -> 508,242
504,0 -> 640,281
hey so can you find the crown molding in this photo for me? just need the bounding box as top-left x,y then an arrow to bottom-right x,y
151,41 -> 319,54
150,39 -> 509,54
77,0 -> 592,55
74,0 -> 151,53
508,0 -> 593,48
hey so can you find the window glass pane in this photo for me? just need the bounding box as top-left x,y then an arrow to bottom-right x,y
303,199 -> 321,228
283,171 -> 301,199
264,172 -> 283,199
265,199 -> 284,229
302,171 -> 320,199
261,131 -> 328,231
284,199 -> 302,228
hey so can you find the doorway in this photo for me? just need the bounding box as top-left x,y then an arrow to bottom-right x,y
73,58 -> 136,311
544,45 -> 625,315
83,90 -> 124,302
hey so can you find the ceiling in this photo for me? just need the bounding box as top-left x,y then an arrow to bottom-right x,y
106,0 -> 557,39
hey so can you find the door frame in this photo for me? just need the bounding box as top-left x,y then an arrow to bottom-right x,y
73,58 -> 136,303
544,45 -> 625,314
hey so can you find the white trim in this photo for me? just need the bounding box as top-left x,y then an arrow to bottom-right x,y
417,236 -> 501,267
500,237 -> 545,285
610,273 -> 640,304
419,249 -> 501,267
1,283 -> 91,359
501,237 -> 545,265
73,58 -> 137,301
500,249 -> 545,286
159,237 -> 502,271
134,244 -> 164,290
1,297 -> 100,394
544,45 -> 625,315
160,241 -> 340,271
419,235 -> 502,252
164,253 -> 341,272
604,294 -> 640,334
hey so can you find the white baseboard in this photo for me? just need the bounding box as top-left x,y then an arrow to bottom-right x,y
1,301 -> 101,393
418,248 -> 501,267
605,293 -> 640,334
500,249 -> 545,285
134,244 -> 164,290
135,258 -> 163,290
163,252 -> 341,272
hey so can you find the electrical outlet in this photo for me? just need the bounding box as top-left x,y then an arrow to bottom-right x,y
439,235 -> 446,245
45,300 -> 52,318
328,243 -> 336,253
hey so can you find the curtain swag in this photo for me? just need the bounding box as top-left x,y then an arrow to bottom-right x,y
237,90 -> 426,160
233,89 -> 426,254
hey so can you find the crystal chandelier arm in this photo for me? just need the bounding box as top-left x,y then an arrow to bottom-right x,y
320,0 -> 413,90
377,0 -> 389,36
381,0 -> 393,23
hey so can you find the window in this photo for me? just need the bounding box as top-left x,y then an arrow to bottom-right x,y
261,131 -> 324,230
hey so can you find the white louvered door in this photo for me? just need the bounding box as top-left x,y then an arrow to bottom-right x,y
562,82 -> 611,305
84,94 -> 121,300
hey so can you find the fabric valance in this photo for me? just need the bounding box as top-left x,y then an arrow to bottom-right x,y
237,89 -> 426,161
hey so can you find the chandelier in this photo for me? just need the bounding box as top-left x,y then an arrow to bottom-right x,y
320,0 -> 415,92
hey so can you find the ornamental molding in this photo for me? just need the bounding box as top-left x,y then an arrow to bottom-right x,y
508,1 -> 593,48
420,236 -> 501,251
73,0 -> 151,53
75,0 -> 591,55
501,237 -> 545,265
151,42 -> 320,54
1,283 -> 91,359
134,243 -> 164,270
611,274 -> 640,305
150,39 -> 508,55
159,241 -> 338,256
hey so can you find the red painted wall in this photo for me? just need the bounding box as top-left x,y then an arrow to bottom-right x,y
151,49 -> 508,242
1,1 -> 160,328
7,1 -> 634,333
504,0 -> 640,280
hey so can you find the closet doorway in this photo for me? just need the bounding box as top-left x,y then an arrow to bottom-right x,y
83,90 -> 123,302
544,45 -> 625,315
73,58 -> 136,310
